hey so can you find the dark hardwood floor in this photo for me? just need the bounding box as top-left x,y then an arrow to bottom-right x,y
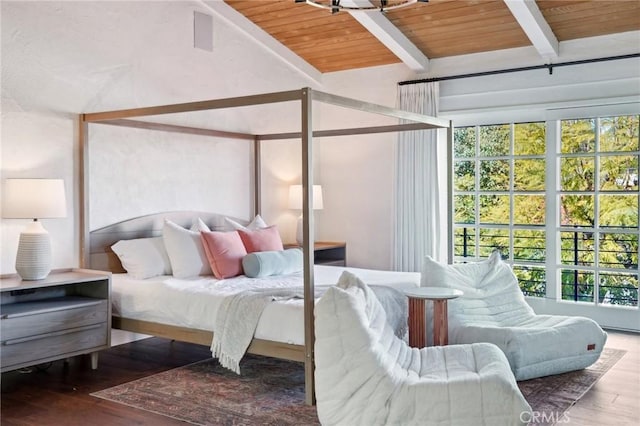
1,337 -> 212,425
1,330 -> 638,425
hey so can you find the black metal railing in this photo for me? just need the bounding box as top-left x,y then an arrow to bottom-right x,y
454,226 -> 639,306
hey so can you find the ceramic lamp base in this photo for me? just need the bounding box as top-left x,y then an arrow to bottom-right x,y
296,215 -> 304,245
15,221 -> 52,280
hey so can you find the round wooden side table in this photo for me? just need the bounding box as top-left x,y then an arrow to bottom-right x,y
404,287 -> 463,347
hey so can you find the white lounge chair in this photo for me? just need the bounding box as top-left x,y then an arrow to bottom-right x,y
422,252 -> 607,381
314,271 -> 531,426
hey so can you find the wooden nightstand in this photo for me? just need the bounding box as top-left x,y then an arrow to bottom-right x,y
0,269 -> 111,372
284,241 -> 347,266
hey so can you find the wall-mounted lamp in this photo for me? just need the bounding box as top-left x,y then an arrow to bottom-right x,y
2,179 -> 67,280
288,184 -> 323,245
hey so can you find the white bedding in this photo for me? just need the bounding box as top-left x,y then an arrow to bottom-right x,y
111,265 -> 420,345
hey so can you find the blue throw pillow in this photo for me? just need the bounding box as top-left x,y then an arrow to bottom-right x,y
242,248 -> 303,278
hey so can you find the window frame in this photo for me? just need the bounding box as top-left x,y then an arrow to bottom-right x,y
556,115 -> 639,307
452,113 -> 639,309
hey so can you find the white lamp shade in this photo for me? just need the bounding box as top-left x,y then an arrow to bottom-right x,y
288,184 -> 323,210
3,179 -> 67,219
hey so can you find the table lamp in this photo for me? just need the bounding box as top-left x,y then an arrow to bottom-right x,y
288,184 -> 323,245
2,179 -> 67,280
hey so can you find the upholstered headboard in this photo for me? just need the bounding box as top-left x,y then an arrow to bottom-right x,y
88,211 -> 247,273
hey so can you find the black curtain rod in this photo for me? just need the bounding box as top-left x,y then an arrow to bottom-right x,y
398,53 -> 640,86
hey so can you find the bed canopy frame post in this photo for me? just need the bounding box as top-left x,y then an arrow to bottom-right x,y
446,122 -> 454,264
301,88 -> 316,405
252,137 -> 261,217
79,115 -> 90,269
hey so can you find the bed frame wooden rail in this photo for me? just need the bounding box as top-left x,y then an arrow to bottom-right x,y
112,317 -> 305,362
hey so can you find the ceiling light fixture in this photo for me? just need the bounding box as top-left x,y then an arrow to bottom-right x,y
295,0 -> 428,14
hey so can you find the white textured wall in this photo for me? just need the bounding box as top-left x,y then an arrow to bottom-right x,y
88,125 -> 252,230
1,1 -> 403,274
318,65 -> 416,268
439,56 -> 640,124
1,103 -> 78,274
0,1 -> 317,274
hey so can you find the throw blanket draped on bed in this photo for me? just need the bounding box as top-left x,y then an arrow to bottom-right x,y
211,285 -> 407,374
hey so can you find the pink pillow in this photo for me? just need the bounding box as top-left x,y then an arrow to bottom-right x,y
238,225 -> 284,253
200,231 -> 247,279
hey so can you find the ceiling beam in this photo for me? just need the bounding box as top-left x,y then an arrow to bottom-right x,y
504,0 -> 559,61
201,0 -> 322,84
343,0 -> 429,72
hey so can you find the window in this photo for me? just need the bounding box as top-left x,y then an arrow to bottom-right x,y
453,115 -> 639,307
453,122 -> 547,297
559,116 -> 639,306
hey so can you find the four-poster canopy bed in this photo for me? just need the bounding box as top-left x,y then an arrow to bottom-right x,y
79,87 -> 452,405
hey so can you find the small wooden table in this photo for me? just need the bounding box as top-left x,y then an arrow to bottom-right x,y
404,287 -> 463,347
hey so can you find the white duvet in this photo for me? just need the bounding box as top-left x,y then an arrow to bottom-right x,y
111,265 -> 420,346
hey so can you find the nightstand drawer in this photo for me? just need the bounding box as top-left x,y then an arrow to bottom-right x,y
1,323 -> 108,368
1,298 -> 108,341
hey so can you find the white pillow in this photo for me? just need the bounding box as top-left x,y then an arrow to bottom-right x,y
163,219 -> 212,278
192,217 -> 211,232
225,214 -> 268,231
111,237 -> 172,279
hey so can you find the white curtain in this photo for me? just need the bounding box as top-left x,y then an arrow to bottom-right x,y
393,82 -> 443,272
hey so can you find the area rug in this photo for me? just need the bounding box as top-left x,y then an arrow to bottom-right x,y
92,354 -> 317,425
518,347 -> 626,426
92,348 -> 625,426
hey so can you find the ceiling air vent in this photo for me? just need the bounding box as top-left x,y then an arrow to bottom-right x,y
194,11 -> 213,52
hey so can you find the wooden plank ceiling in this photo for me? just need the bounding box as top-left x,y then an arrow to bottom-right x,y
225,0 -> 640,73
